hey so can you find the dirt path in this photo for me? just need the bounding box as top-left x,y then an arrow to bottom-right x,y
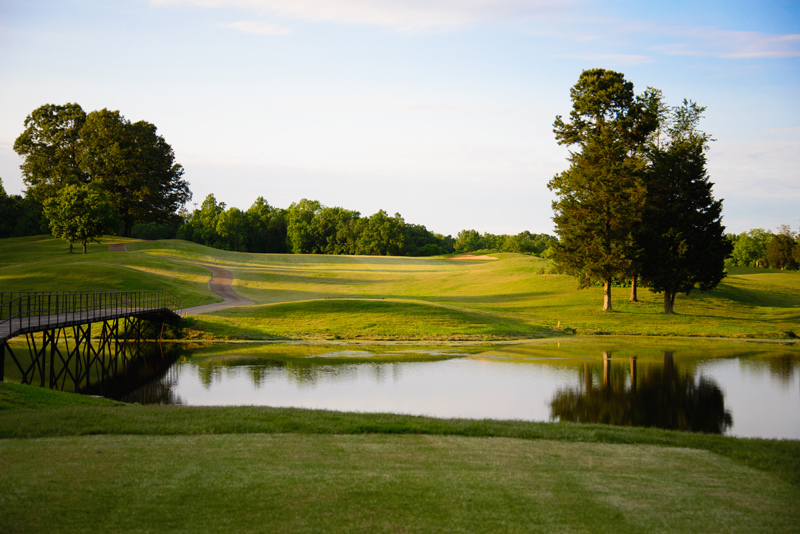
181,262 -> 254,316
106,244 -> 252,315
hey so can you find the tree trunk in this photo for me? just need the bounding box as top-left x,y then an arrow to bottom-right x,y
603,279 -> 613,311
630,274 -> 638,302
663,291 -> 675,314
81,238 -> 88,254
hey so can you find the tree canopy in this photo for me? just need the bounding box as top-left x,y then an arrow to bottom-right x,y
728,229 -> 772,268
13,103 -> 87,204
549,69 -> 732,313
548,68 -> 658,311
172,194 -> 551,258
43,183 -> 118,254
14,103 -> 191,236
766,226 -> 799,270
638,101 -> 732,313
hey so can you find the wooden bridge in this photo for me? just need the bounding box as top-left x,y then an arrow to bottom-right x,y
1,290 -> 183,392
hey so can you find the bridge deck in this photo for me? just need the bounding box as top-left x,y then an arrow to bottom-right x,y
0,307 -> 180,343
0,291 -> 183,344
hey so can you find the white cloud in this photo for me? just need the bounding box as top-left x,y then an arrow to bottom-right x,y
654,27 -> 800,59
524,15 -> 800,62
710,134 -> 800,202
552,53 -> 653,65
219,20 -> 292,36
149,0 -> 576,32
287,95 -> 544,117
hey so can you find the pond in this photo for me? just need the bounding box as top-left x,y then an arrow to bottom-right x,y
118,339 -> 800,441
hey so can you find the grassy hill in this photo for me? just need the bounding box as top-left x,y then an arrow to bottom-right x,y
2,235 -> 799,340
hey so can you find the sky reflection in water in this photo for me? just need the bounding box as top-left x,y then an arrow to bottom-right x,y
128,343 -> 800,441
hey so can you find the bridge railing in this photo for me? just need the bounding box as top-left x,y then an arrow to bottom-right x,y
0,290 -> 183,336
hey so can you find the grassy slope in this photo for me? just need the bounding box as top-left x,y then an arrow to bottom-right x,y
2,236 -> 800,339
0,236 -> 220,307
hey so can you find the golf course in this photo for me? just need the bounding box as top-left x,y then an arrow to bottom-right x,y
2,235 -> 799,340
2,235 -> 799,533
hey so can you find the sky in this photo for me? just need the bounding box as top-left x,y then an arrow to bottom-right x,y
0,0 -> 798,237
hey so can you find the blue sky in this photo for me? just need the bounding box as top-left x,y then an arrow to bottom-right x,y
1,0 -> 798,236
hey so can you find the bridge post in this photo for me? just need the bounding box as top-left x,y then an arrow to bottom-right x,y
49,329 -> 58,389
0,289 -> 182,392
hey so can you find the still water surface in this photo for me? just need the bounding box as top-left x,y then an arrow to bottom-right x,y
125,341 -> 800,440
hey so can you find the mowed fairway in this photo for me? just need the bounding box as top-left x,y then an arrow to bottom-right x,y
2,236 -> 800,339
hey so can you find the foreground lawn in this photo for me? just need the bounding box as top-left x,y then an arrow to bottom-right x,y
3,434 -> 798,534
1,384 -> 799,533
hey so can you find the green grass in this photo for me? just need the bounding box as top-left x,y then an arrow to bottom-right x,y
3,434 -> 798,533
4,238 -> 800,532
3,236 -> 800,340
0,236 -> 220,308
1,383 -> 798,533
0,381 -> 124,409
198,298 -> 551,340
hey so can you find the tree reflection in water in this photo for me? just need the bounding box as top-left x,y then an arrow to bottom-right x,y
108,343 -> 188,405
549,352 -> 733,434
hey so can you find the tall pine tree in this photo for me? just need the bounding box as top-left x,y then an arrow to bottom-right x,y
549,69 -> 657,311
639,101 -> 732,313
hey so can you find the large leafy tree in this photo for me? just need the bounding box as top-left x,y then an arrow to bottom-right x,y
729,228 -> 773,267
318,206 -> 362,255
548,69 -> 657,311
216,207 -> 249,252
43,183 -> 118,254
14,103 -> 190,237
638,101 -> 732,313
13,103 -> 88,204
78,109 -> 190,236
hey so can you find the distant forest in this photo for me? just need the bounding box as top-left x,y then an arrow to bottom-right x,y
0,178 -> 555,257
139,194 -> 557,257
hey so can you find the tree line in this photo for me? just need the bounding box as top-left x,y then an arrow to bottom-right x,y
153,193 -> 555,257
726,226 -> 800,270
